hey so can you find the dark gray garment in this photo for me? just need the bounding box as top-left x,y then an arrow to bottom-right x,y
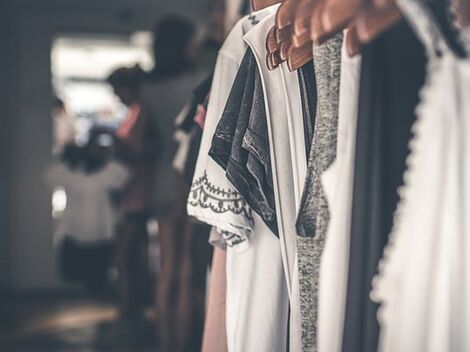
241,68 -> 277,230
209,50 -> 252,170
341,20 -> 426,352
296,33 -> 343,352
209,49 -> 278,235
297,61 -> 317,159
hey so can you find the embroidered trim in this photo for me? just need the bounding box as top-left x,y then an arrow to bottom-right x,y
221,230 -> 247,247
188,171 -> 253,222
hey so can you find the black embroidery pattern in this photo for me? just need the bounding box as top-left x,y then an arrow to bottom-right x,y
221,230 -> 248,247
189,171 -> 253,222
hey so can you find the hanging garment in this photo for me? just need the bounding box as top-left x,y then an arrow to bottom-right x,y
45,160 -> 129,242
370,1 -> 470,351
188,7 -> 289,352
294,33 -> 343,352
317,39 -> 361,352
187,7 -> 278,246
225,213 -> 288,352
244,13 -> 308,351
243,67 -> 277,231
223,13 -> 289,352
202,243 -> 228,352
341,19 -> 426,352
209,46 -> 289,352
210,49 -> 278,235
187,13 -> 262,247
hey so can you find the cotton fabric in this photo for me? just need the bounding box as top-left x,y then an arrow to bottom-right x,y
188,8 -> 289,352
318,39 -> 361,352
341,20 -> 426,352
295,33 -> 343,352
371,2 -> 470,351
244,13 -> 308,351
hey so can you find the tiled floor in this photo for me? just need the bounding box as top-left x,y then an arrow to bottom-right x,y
0,292 -> 157,352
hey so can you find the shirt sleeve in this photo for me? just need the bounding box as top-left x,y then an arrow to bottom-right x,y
186,52 -> 253,250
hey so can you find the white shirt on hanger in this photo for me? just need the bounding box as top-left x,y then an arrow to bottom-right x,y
318,40 -> 361,352
371,10 -> 470,351
187,6 -> 289,352
244,12 -> 308,352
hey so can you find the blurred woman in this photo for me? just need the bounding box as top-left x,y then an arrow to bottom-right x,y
107,66 -> 158,320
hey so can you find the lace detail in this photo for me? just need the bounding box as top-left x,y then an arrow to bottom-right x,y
372,0 -> 457,309
370,52 -> 442,319
189,171 -> 253,222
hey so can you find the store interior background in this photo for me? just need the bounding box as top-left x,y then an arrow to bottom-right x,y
0,0 -> 210,349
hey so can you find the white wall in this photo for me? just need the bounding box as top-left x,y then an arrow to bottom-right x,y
0,0 -> 209,290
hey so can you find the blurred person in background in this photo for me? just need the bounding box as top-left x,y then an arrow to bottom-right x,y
52,95 -> 75,155
45,140 -> 129,293
142,15 -> 210,352
106,66 -> 159,321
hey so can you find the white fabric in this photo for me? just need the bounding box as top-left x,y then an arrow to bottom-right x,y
226,213 -> 289,352
317,41 -> 361,352
244,13 -> 307,351
370,3 -> 470,348
187,7 -> 289,352
187,12 -> 269,247
372,53 -> 455,352
45,161 -> 129,242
